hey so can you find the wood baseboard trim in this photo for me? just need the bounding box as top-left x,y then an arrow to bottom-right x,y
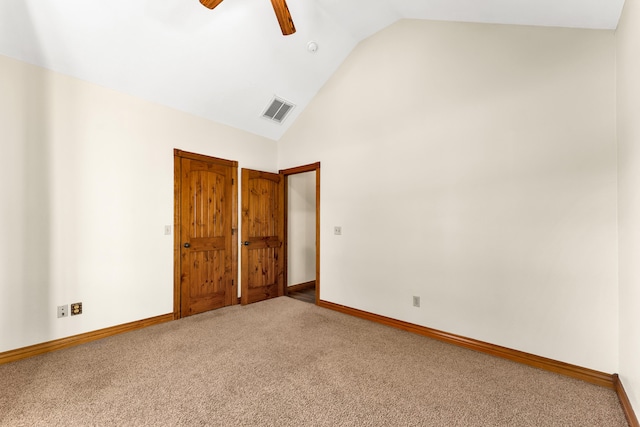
0,313 -> 174,365
318,300 -> 614,389
614,374 -> 640,427
287,280 -> 316,293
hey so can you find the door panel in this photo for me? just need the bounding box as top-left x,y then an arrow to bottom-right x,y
177,151 -> 237,317
241,169 -> 284,305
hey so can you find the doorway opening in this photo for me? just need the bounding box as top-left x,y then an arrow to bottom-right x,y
281,163 -> 320,304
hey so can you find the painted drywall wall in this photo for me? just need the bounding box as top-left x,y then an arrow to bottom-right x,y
278,20 -> 618,373
0,54 -> 277,353
617,0 -> 640,413
287,171 -> 316,286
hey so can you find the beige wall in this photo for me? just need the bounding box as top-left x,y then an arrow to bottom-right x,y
0,54 -> 277,352
278,20 -> 618,372
617,0 -> 640,413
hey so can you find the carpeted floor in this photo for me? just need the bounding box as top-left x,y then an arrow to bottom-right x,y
0,297 -> 628,426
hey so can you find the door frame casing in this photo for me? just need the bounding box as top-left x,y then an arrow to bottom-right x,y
280,162 -> 321,304
173,149 -> 238,319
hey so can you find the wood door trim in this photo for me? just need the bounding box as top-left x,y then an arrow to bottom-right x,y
173,149 -> 238,319
173,153 -> 181,318
174,149 -> 238,167
280,163 -> 320,304
280,162 -> 320,176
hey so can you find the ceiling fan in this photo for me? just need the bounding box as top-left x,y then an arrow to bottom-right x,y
199,0 -> 296,36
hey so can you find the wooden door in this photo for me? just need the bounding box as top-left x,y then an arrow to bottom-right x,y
175,150 -> 237,317
241,169 -> 285,305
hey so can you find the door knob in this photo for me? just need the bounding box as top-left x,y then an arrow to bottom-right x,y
184,243 -> 190,248
242,241 -> 250,246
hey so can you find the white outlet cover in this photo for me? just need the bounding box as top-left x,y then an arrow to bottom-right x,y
164,225 -> 172,235
334,226 -> 342,235
57,304 -> 68,318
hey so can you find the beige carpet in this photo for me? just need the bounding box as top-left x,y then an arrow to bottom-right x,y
0,297 -> 628,426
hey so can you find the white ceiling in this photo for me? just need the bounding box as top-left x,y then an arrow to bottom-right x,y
0,0 -> 626,140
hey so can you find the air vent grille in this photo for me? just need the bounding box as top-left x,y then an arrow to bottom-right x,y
262,96 -> 295,124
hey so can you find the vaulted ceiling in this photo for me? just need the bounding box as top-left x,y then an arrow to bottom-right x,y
0,0 -> 626,140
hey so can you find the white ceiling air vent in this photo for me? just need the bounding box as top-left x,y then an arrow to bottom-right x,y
262,96 -> 295,124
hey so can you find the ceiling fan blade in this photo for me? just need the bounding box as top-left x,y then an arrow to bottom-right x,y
200,0 -> 224,9
270,0 -> 296,36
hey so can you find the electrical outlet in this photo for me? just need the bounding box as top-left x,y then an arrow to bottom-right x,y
334,226 -> 342,235
70,302 -> 83,316
57,305 -> 68,318
413,296 -> 420,308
